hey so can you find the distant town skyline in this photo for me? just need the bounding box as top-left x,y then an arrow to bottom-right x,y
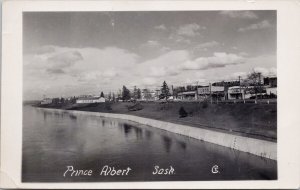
23,11 -> 276,100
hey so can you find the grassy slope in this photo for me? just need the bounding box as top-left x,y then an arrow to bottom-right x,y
64,101 -> 277,141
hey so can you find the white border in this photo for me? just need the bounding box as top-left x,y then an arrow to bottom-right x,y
1,0 -> 300,189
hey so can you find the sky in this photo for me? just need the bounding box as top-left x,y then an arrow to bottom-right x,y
23,11 -> 276,100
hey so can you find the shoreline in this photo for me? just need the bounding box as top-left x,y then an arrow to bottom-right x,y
37,107 -> 277,161
34,101 -> 277,142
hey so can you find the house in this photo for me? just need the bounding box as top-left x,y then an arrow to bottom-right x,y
210,86 -> 225,101
264,76 -> 277,98
177,91 -> 197,100
41,98 -> 52,105
154,89 -> 162,100
141,89 -> 156,101
228,86 -> 244,100
76,96 -> 105,104
197,86 -> 210,101
264,76 -> 277,87
266,87 -> 277,97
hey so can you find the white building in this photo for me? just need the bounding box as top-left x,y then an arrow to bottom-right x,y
76,96 -> 105,104
266,87 -> 277,96
41,98 -> 52,105
228,86 -> 245,100
178,91 -> 197,100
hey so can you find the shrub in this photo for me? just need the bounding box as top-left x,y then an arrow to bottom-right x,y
179,106 -> 188,118
128,102 -> 143,111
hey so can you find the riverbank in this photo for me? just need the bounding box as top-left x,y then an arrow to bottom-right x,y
37,101 -> 277,142
37,107 -> 277,160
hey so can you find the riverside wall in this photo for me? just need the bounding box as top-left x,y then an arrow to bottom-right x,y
39,108 -> 277,160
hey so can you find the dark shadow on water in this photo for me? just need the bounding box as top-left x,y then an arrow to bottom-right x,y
43,112 -> 47,121
162,135 -> 172,153
134,127 -> 143,140
69,114 -> 77,120
123,123 -> 133,137
177,140 -> 187,150
145,130 -> 153,140
102,119 -> 106,127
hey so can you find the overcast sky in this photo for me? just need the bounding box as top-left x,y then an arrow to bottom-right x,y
23,11 -> 276,100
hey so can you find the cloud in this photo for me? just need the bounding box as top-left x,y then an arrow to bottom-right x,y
77,68 -> 118,83
238,20 -> 272,32
238,52 -> 249,57
253,67 -> 277,76
24,46 -> 140,99
46,68 -> 65,74
36,45 -> 56,55
154,24 -> 167,30
182,52 -> 245,70
169,34 -> 191,44
219,11 -> 258,19
228,67 -> 276,81
139,40 -> 171,58
232,71 -> 248,78
193,41 -> 220,52
140,40 -> 161,48
141,77 -> 158,86
47,51 -> 83,68
176,23 -> 206,37
137,50 -> 189,78
168,23 -> 206,45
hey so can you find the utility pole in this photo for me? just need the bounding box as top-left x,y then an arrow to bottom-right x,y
209,82 -> 212,104
258,72 -> 261,100
238,76 -> 242,100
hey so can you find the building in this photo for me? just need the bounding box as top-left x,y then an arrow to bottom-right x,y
264,76 -> 277,87
154,89 -> 162,100
177,91 -> 197,100
228,86 -> 245,100
141,89 -> 156,101
76,96 -> 105,104
210,86 -> 225,101
264,76 -> 277,98
40,98 -> 52,105
197,86 -> 210,101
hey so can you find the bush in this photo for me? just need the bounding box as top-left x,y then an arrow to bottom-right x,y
179,106 -> 188,118
127,102 -> 143,111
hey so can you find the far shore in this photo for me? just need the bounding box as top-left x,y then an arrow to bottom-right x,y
30,100 -> 277,142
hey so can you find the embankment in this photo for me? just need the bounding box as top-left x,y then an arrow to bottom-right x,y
50,101 -> 277,141
38,107 -> 277,160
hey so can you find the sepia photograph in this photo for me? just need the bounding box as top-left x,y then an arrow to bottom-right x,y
22,10 -> 278,182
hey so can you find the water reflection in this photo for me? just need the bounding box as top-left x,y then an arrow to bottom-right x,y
134,127 -> 143,140
69,114 -> 77,120
145,130 -> 153,140
177,141 -> 187,150
22,106 -> 277,182
162,136 -> 172,153
123,123 -> 132,136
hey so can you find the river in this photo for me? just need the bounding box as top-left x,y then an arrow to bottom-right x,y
22,106 -> 277,182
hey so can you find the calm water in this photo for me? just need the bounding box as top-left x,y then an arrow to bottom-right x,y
22,106 -> 277,182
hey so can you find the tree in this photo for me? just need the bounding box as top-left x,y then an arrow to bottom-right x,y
108,92 -> 112,101
112,93 -> 116,102
133,86 -> 138,100
122,85 -> 131,101
160,81 -> 171,100
100,91 -> 105,98
242,71 -> 265,99
137,88 -> 141,99
179,106 -> 188,118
